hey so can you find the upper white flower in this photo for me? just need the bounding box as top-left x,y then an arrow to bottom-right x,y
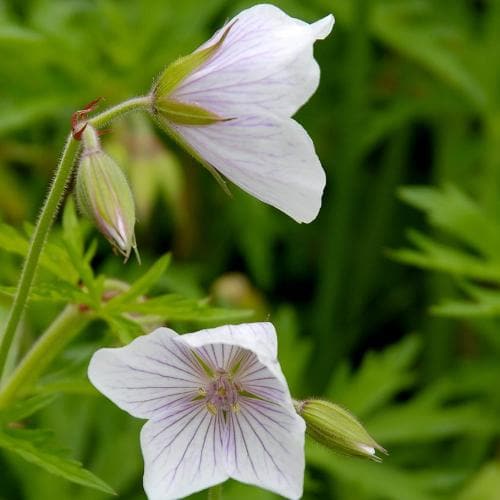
88,323 -> 306,499
151,4 -> 335,223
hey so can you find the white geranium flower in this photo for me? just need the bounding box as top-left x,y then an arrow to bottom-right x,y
88,323 -> 306,499
151,4 -> 335,223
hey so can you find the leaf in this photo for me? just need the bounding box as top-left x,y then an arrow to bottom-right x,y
0,25 -> 43,45
105,253 -> 171,309
458,462 -> 500,500
368,402 -> 499,444
0,429 -> 115,495
0,96 -> 67,134
0,222 -> 78,283
306,442 -> 442,500
0,394 -> 56,424
101,313 -> 144,344
389,230 -> 500,282
399,185 -> 500,260
117,293 -> 253,323
431,281 -> 500,318
328,334 -> 421,417
0,279 -> 90,304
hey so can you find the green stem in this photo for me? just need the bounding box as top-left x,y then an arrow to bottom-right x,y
0,95 -> 151,380
0,305 -> 92,407
207,484 -> 223,500
89,96 -> 151,129
0,135 -> 79,378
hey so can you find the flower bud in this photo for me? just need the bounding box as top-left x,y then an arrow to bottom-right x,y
76,126 -> 137,261
295,399 -> 386,461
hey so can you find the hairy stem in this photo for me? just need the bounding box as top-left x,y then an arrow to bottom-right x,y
0,135 -> 79,378
0,305 -> 92,408
0,95 -> 151,381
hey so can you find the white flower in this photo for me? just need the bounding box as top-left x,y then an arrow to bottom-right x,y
88,323 -> 306,499
151,4 -> 335,223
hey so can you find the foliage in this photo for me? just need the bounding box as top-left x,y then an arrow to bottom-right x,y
1,0 -> 499,499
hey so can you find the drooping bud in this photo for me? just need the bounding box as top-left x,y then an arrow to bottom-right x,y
76,126 -> 137,261
295,399 -> 386,461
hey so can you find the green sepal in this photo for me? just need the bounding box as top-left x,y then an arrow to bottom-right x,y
153,21 -> 235,99
154,98 -> 229,126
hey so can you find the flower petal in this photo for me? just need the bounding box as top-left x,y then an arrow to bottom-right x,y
88,327 -> 206,419
168,114 -> 325,223
225,398 -> 305,499
172,5 -> 334,118
141,402 -> 228,500
180,323 -> 278,365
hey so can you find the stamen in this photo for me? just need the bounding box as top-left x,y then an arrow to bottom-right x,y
206,402 -> 218,415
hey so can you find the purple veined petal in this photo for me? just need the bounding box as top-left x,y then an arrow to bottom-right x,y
225,397 -> 306,499
88,327 -> 207,419
168,114 -> 326,223
180,323 -> 277,361
141,401 -> 228,500
172,4 -> 334,118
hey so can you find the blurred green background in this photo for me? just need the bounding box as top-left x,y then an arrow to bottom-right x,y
1,0 -> 500,498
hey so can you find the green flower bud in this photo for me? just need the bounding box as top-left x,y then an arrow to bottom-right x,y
296,399 -> 386,461
76,126 -> 137,261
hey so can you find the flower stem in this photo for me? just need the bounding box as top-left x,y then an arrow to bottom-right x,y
207,484 -> 223,500
0,135 -> 79,379
0,95 -> 151,381
0,305 -> 92,408
88,96 -> 151,129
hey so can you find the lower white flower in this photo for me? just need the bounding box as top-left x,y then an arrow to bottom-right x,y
88,323 -> 305,499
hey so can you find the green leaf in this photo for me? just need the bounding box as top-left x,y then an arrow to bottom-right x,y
399,185 -> 500,260
0,222 -> 79,283
368,402 -> 499,444
390,230 -> 500,282
0,25 -> 43,45
117,293 -> 253,323
328,334 -> 421,417
458,462 -> 500,500
0,429 -> 116,495
0,394 -> 56,424
105,253 -> 171,309
306,442 -> 442,500
0,279 -> 90,304
101,313 -> 144,344
431,281 -> 500,318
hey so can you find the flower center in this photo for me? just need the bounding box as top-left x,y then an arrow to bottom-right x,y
202,369 -> 240,414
